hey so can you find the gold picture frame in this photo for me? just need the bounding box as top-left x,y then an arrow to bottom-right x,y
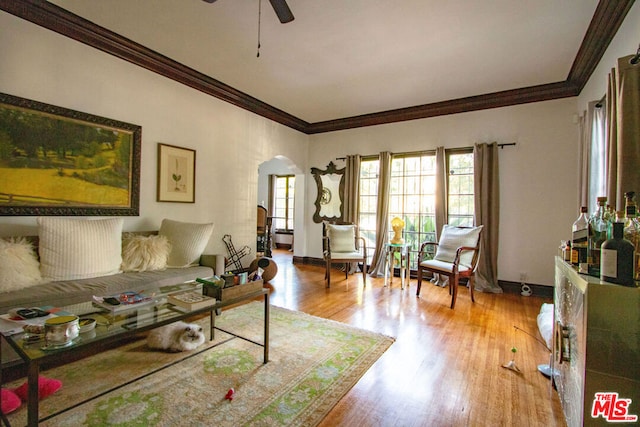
157,143 -> 196,203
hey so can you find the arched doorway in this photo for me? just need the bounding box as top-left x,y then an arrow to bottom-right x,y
257,156 -> 304,259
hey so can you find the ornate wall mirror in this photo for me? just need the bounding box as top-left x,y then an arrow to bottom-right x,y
311,161 -> 345,223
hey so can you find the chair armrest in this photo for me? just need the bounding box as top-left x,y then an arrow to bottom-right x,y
452,245 -> 480,269
418,241 -> 438,262
356,236 -> 367,260
323,236 -> 331,258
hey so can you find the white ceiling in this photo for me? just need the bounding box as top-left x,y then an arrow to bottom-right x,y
50,0 -> 599,123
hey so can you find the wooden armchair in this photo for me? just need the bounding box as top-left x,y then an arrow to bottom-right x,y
323,222 -> 367,288
416,225 -> 483,309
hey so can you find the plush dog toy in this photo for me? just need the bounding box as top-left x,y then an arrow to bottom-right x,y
1,376 -> 62,415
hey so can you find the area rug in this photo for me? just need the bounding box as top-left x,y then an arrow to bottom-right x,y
5,302 -> 394,426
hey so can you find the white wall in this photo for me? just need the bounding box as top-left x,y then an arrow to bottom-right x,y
0,12 -> 309,262
306,99 -> 580,286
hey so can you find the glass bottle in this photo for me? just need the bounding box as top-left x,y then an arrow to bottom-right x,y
623,192 -> 640,280
604,204 -> 615,239
571,206 -> 589,271
588,197 -> 608,276
601,221 -> 636,286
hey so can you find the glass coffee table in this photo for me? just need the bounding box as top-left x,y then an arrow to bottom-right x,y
0,281 -> 269,427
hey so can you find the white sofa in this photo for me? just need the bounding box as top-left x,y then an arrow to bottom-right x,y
0,218 -> 217,314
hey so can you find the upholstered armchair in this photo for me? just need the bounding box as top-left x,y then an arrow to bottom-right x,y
322,222 -> 367,288
416,225 -> 483,309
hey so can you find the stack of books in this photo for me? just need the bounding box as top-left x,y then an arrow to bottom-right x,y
167,291 -> 216,311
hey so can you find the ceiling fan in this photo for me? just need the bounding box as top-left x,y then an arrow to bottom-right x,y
202,0 -> 295,24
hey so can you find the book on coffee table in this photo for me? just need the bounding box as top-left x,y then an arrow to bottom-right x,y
167,291 -> 216,311
92,292 -> 155,314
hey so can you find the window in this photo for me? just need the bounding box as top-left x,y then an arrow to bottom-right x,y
589,103 -> 607,213
447,152 -> 474,226
358,159 -> 379,264
358,150 -> 474,269
389,154 -> 437,260
273,175 -> 294,231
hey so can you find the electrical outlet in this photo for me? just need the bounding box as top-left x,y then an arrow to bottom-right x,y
519,272 -> 527,283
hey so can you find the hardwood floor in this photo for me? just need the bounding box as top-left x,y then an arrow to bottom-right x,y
266,249 -> 567,427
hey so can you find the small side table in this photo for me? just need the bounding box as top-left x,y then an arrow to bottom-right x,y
384,243 -> 410,289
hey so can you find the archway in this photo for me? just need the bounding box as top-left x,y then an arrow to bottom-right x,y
257,156 -> 304,258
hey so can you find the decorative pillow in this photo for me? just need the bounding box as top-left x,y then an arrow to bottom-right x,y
0,237 -> 44,293
434,225 -> 483,268
327,224 -> 356,253
37,217 -> 123,281
121,234 -> 171,272
159,219 -> 214,268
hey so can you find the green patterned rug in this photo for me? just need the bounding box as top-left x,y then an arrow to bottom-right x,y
5,302 -> 394,426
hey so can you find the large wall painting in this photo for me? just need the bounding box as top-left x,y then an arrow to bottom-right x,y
0,93 -> 141,216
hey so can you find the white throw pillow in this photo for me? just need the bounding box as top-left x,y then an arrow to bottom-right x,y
159,219 -> 214,268
38,217 -> 123,281
327,224 -> 356,253
0,237 -> 45,293
434,225 -> 483,268
121,234 -> 171,272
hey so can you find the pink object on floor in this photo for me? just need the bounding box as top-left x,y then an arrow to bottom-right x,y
1,389 -> 21,415
13,376 -> 62,402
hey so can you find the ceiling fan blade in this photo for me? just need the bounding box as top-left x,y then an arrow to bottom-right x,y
268,0 -> 294,23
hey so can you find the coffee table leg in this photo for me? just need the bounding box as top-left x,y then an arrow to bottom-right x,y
27,361 -> 39,427
263,292 -> 270,364
210,310 -> 215,341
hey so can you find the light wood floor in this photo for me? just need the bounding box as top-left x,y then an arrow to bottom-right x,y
266,249 -> 567,427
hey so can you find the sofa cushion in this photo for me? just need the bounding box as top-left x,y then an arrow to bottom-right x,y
38,217 -> 123,281
0,265 -> 214,314
159,219 -> 214,268
121,234 -> 170,272
0,237 -> 45,293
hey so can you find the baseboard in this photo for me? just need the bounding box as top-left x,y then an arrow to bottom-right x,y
293,256 -> 554,299
498,280 -> 554,299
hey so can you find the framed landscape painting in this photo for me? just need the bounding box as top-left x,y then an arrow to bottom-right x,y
0,93 -> 141,216
156,143 -> 195,203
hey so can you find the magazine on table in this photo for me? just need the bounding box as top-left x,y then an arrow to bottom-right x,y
92,291 -> 156,314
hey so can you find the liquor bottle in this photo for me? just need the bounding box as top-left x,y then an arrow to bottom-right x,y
623,191 -> 640,280
588,197 -> 608,276
601,221 -> 636,286
571,206 -> 589,271
605,204 -> 615,239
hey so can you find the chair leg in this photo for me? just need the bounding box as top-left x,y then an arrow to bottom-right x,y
345,263 -> 349,279
450,274 -> 459,309
416,267 -> 423,296
468,276 -> 475,303
326,261 -> 331,288
362,262 -> 367,286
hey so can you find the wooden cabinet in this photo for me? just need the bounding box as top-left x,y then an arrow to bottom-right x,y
553,257 -> 640,426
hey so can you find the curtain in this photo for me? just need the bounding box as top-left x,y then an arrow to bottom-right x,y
473,142 -> 502,293
435,147 -> 447,239
344,154 -> 361,224
613,55 -> 640,209
369,151 -> 392,276
606,68 -> 619,208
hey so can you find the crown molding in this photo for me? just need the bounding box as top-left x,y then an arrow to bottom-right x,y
0,0 -> 634,134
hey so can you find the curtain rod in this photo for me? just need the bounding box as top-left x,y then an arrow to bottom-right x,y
335,142 -> 517,161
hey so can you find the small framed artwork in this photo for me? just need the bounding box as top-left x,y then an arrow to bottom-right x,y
157,143 -> 196,203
